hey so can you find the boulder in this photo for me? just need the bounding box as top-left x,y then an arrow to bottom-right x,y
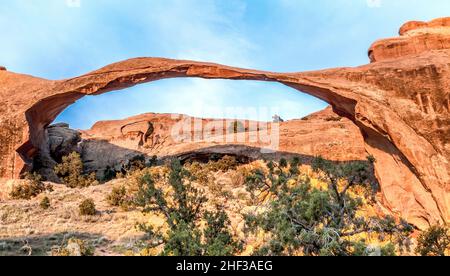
47,123 -> 82,162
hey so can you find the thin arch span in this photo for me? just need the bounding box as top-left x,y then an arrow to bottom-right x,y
22,58 -> 359,161
3,56 -> 446,228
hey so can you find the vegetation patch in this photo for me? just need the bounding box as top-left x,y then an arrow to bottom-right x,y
54,152 -> 99,188
79,198 -> 97,216
3,151 -> 448,256
416,225 -> 450,256
244,156 -> 412,256
40,196 -> 51,210
106,185 -> 134,210
134,160 -> 243,256
10,172 -> 52,200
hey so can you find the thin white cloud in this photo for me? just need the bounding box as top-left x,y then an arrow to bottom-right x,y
141,0 -> 257,67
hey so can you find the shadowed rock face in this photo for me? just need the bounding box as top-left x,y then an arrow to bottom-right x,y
70,106 -> 366,178
0,18 -> 449,229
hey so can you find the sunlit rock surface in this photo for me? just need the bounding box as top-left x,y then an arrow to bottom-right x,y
0,18 -> 449,229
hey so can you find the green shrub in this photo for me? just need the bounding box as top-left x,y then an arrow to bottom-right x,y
79,199 -> 97,216
10,172 -> 49,200
208,156 -> 238,172
54,152 -> 98,188
127,155 -> 146,172
290,157 -> 300,167
416,225 -> 450,256
186,156 -> 238,186
107,186 -> 127,207
40,197 -> 51,210
279,158 -> 288,168
289,157 -> 300,175
135,160 -> 242,256
244,157 -> 413,256
148,155 -> 158,167
367,154 -> 377,164
186,162 -> 210,185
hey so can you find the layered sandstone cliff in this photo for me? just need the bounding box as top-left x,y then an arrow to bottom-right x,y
0,18 -> 449,229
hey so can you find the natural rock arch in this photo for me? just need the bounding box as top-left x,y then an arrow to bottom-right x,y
0,18 -> 449,229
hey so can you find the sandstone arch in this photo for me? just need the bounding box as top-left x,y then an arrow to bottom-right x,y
0,18 -> 449,229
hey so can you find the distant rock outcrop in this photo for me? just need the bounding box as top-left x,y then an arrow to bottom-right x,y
38,107 -> 364,180
77,107 -> 366,174
0,18 -> 449,229
369,17 -> 450,62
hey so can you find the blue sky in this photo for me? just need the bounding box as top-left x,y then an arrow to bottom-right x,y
1,0 -> 449,129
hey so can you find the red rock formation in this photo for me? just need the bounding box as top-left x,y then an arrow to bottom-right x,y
0,18 -> 449,229
369,17 -> 450,62
76,107 -> 366,174
399,17 -> 450,35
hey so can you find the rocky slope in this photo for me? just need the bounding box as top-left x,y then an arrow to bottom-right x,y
0,18 -> 449,229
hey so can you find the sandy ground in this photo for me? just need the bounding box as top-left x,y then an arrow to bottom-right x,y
0,167 -> 257,256
0,180 -> 150,256
0,162 -> 389,256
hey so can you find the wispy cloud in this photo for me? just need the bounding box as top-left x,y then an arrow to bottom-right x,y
141,0 -> 256,67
